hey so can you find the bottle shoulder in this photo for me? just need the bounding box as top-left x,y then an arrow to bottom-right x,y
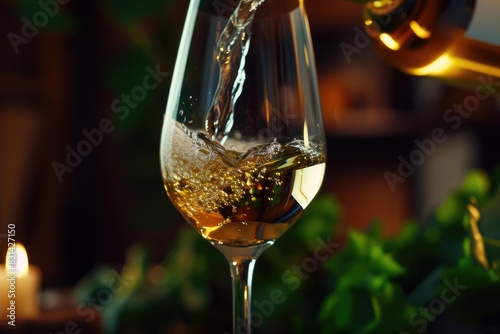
364,0 -> 474,50
363,0 -> 500,81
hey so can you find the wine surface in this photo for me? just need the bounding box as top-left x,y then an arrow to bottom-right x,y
163,122 -> 325,246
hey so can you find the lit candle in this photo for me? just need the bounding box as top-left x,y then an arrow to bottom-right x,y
1,243 -> 41,325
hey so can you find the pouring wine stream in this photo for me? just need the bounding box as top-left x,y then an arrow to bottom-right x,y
206,0 -> 265,143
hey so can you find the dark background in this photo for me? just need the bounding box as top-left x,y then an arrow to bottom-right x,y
1,0 -> 499,294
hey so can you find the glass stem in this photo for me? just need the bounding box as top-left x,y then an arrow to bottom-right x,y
229,257 -> 256,334
215,242 -> 273,334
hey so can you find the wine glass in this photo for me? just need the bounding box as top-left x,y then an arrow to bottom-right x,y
160,0 -> 326,332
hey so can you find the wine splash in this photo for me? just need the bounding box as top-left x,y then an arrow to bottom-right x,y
163,122 -> 325,246
205,0 -> 265,142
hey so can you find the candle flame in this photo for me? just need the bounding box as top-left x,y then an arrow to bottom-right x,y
5,243 -> 29,277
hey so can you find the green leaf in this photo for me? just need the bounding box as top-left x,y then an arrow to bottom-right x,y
435,193 -> 468,227
365,283 -> 416,334
365,220 -> 383,239
320,279 -> 415,334
351,288 -> 376,333
459,238 -> 473,268
369,245 -> 406,277
326,230 -> 405,294
294,195 -> 341,252
319,289 -> 354,332
478,186 -> 500,247
384,221 -> 419,251
349,231 -> 369,258
461,169 -> 490,203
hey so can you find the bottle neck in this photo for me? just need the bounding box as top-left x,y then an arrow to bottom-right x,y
364,0 -> 419,37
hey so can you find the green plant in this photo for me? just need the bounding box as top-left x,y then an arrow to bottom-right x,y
318,168 -> 500,334
74,168 -> 500,333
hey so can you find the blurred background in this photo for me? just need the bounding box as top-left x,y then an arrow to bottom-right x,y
1,0 -> 500,333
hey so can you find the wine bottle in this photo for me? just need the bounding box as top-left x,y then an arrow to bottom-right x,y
360,0 -> 500,84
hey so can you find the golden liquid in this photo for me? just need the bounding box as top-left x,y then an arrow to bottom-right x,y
365,0 -> 500,83
162,122 -> 325,246
205,0 -> 265,141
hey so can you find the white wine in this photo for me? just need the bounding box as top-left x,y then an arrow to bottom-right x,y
363,0 -> 500,83
161,0 -> 325,246
162,122 -> 325,246
206,0 -> 265,141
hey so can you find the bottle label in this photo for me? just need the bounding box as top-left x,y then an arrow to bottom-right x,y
465,0 -> 500,47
